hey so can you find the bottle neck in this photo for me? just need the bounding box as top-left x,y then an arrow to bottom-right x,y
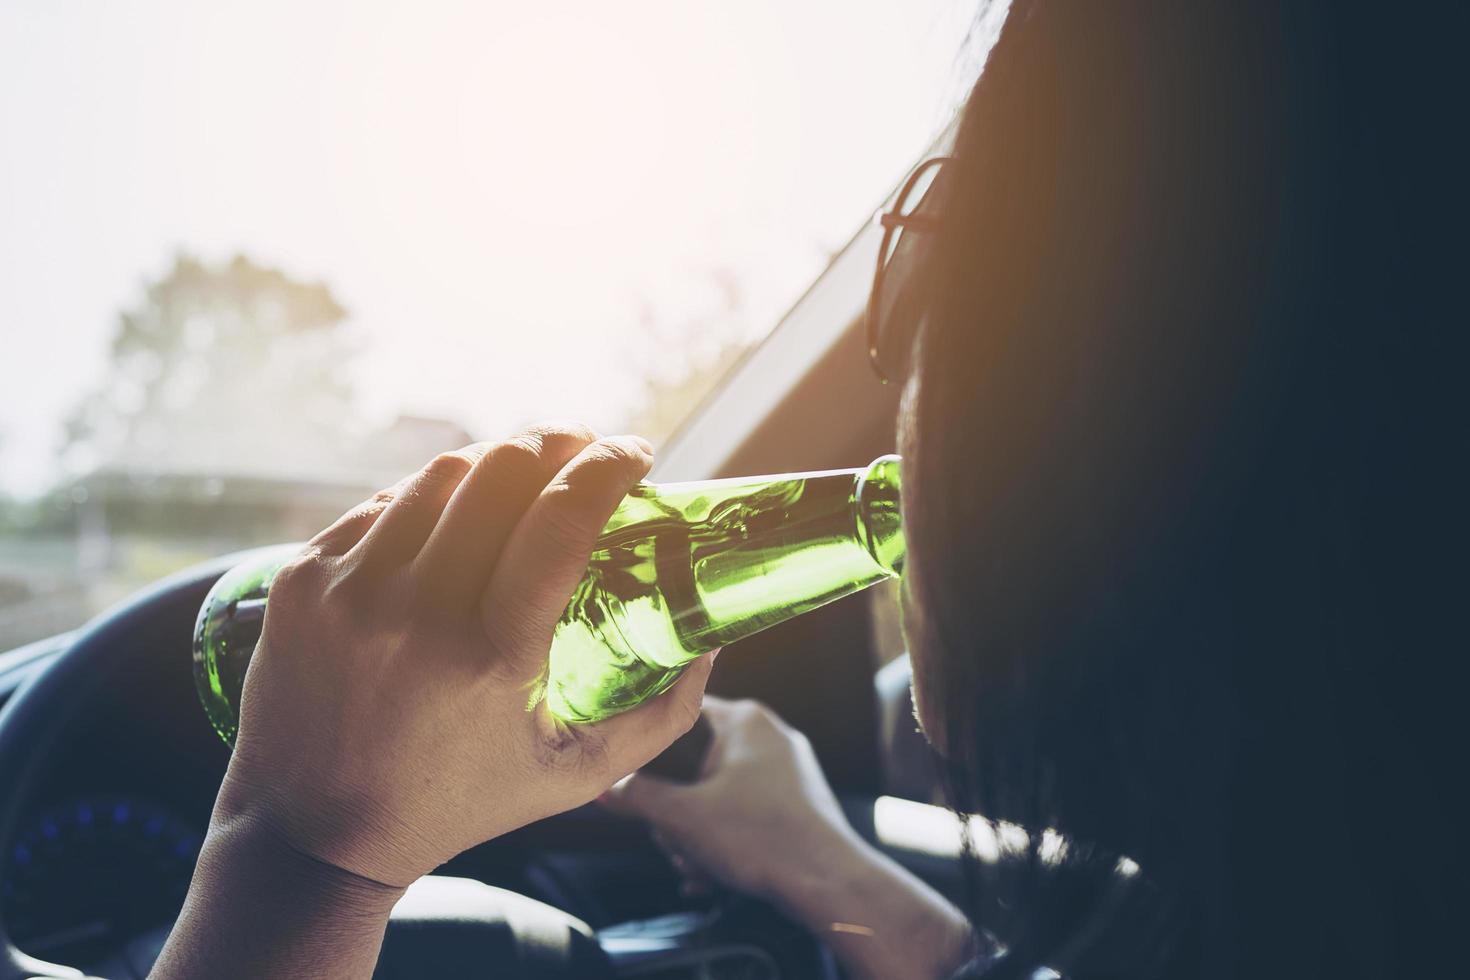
668,456 -> 905,651
855,454 -> 904,576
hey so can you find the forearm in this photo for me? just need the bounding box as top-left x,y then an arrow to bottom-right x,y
151,812 -> 404,980
772,831 -> 974,980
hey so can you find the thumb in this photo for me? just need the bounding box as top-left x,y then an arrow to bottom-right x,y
592,649 -> 716,779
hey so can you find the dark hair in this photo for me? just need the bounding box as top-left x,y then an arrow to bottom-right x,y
904,2 -> 1464,976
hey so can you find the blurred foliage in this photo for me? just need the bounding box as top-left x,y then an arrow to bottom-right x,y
0,489 -> 70,536
2,253 -> 368,650
2,251 -> 760,650
61,253 -> 358,479
624,268 -> 754,445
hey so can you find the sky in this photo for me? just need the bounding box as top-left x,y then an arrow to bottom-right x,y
1,0 -> 988,497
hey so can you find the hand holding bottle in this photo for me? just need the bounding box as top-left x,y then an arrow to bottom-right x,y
209,424 -> 716,889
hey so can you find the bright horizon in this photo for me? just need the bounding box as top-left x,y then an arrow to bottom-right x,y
1,0 -> 990,497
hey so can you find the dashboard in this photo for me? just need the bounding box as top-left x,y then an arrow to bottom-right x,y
0,632 -> 225,968
4,793 -> 199,964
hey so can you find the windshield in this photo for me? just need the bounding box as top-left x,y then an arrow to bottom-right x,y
0,0 -> 988,651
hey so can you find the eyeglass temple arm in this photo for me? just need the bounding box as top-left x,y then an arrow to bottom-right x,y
879,212 -> 943,233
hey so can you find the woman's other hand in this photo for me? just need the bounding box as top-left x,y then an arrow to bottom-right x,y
603,696 -> 974,980
602,696 -> 858,900
214,424 -> 715,889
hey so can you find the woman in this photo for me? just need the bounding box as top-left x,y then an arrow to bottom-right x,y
155,1 -> 1461,977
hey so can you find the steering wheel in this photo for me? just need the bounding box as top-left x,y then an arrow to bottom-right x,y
0,551 -> 830,979
0,552 -> 253,978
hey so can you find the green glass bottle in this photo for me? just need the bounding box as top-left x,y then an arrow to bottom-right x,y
193,455 -> 903,740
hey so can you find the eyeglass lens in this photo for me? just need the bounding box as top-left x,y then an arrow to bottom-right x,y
873,159 -> 946,381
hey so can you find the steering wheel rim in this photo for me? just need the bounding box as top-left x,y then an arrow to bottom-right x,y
0,549 -> 262,979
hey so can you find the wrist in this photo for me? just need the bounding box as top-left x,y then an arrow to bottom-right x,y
757,822 -> 871,913
152,811 -> 405,979
772,833 -> 973,980
212,752 -> 435,889
204,808 -> 408,917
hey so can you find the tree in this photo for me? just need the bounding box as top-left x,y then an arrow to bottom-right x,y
622,268 -> 754,445
62,253 -> 358,479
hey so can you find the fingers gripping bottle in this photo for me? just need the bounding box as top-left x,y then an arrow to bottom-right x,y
193,456 -> 904,739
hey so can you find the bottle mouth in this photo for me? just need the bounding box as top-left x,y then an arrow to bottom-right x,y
855,454 -> 905,576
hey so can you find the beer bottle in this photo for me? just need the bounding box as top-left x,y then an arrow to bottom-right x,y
193,455 -> 902,739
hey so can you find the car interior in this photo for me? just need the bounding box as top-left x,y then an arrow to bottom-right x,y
0,137 -> 998,980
